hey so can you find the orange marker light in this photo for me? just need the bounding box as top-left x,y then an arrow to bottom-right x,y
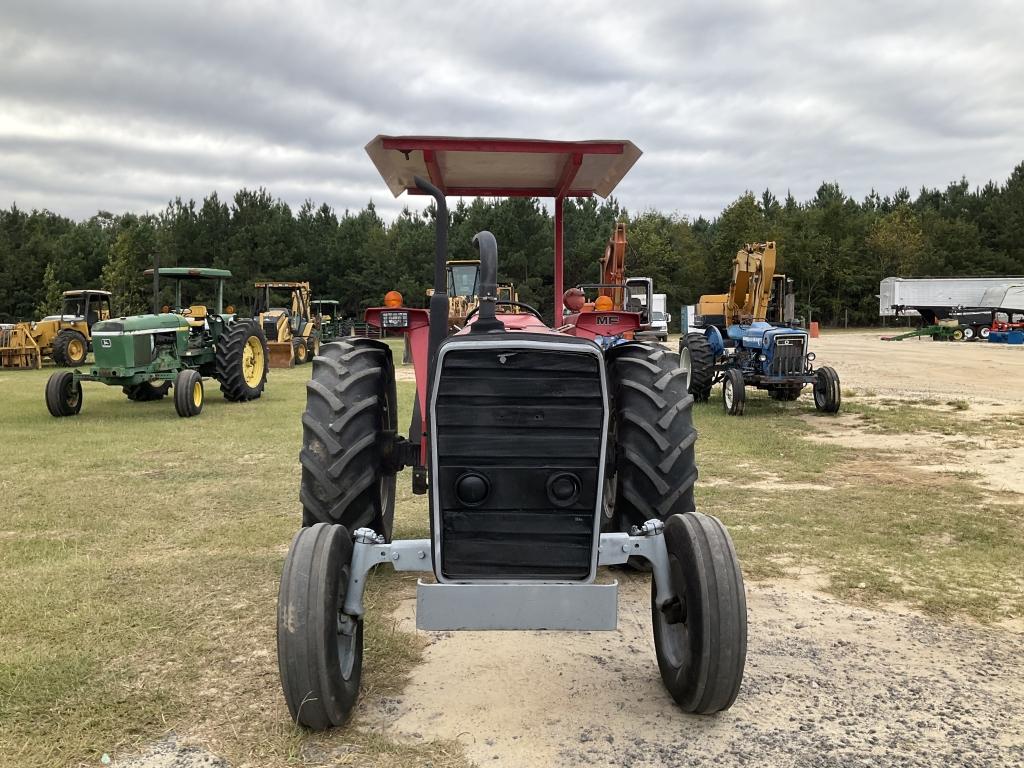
383,290 -> 403,308
594,295 -> 614,311
225,305 -> 235,314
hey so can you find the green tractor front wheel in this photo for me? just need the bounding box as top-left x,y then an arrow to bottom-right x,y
45,371 -> 83,417
174,369 -> 204,418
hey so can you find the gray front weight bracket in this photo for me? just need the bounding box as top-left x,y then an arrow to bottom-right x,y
342,521 -> 676,620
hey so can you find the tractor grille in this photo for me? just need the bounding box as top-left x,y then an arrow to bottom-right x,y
771,336 -> 806,376
262,319 -> 279,341
432,342 -> 606,581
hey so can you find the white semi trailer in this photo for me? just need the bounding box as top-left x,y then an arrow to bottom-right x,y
879,277 -> 1024,317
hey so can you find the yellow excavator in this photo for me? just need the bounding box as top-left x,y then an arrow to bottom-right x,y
695,242 -> 793,330
0,289 -> 113,369
253,281 -> 320,368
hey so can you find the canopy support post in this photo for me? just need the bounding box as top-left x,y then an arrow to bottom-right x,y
554,196 -> 564,323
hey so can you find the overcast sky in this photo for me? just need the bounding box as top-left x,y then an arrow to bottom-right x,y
1,1 -> 1021,222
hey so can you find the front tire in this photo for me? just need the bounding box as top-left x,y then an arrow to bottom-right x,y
51,329 -> 88,367
174,369 -> 204,417
722,368 -> 745,416
813,366 -> 841,413
299,340 -> 397,539
653,512 -> 747,713
216,320 -> 269,401
609,345 -> 698,531
679,333 -> 714,402
45,370 -> 82,417
294,338 -> 310,365
277,523 -> 363,730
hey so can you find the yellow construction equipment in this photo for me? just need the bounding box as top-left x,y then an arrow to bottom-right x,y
253,281 -> 320,368
696,242 -> 793,330
0,290 -> 112,369
427,260 -> 520,330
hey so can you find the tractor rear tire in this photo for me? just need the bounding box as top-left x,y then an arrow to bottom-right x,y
294,338 -> 309,365
653,512 -> 747,714
722,368 -> 745,416
299,340 -> 397,540
609,345 -> 698,532
52,330 -> 88,367
124,380 -> 171,401
679,333 -> 714,402
813,366 -> 841,413
45,370 -> 83,417
216,320 -> 269,401
174,369 -> 204,417
768,384 -> 802,401
277,523 -> 363,730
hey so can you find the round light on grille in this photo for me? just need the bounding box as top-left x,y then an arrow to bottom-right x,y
807,352 -> 816,361
455,472 -> 489,506
758,353 -> 767,361
546,472 -> 581,508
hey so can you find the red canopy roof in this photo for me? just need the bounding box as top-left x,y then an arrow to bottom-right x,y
365,135 -> 642,199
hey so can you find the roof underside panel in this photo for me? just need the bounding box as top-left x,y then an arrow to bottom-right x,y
365,136 -> 641,199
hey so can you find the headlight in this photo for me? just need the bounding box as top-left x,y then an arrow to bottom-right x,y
806,352 -> 816,362
757,353 -> 767,362
380,310 -> 409,328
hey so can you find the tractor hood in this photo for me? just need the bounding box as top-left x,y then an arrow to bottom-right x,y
93,314 -> 190,334
732,322 -> 808,350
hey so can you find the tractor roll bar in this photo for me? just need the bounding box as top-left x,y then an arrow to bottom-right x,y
470,232 -> 504,334
413,175 -> 450,385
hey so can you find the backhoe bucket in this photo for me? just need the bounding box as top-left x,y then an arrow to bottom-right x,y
0,324 -> 42,369
267,341 -> 295,369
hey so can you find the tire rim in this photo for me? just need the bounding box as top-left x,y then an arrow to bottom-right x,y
242,336 -> 264,387
297,342 -> 307,362
980,327 -> 990,339
680,346 -> 692,390
69,339 -> 84,360
723,378 -> 733,409
336,566 -> 358,680
655,555 -> 689,669
814,375 -> 827,408
65,381 -> 81,408
192,380 -> 202,407
963,327 -> 975,339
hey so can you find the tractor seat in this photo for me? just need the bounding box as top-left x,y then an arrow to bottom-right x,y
186,305 -> 208,327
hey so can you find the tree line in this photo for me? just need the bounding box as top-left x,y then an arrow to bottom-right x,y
2,162 -> 1022,326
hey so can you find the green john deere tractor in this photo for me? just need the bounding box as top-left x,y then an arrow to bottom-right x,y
45,267 -> 269,419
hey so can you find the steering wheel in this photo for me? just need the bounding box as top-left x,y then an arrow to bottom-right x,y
466,301 -> 544,324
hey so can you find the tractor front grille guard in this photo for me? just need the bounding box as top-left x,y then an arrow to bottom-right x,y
770,339 -> 806,376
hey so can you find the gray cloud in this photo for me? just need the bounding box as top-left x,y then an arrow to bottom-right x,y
1,0 -> 1021,222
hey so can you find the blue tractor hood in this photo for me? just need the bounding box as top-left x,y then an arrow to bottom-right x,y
730,322 -> 808,349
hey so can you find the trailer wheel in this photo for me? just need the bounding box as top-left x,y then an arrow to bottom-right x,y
124,380 -> 170,401
51,329 -> 88,367
216,320 -> 269,401
653,512 -> 747,714
299,340 -> 397,539
45,370 -> 82,417
813,366 -> 841,413
962,327 -> 975,340
979,326 -> 991,340
174,369 -> 204,417
768,384 -> 802,401
277,523 -> 363,730
609,345 -> 698,532
679,333 -> 714,402
722,368 -> 745,416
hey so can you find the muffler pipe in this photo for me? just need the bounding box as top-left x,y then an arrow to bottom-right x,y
470,231 -> 504,334
413,175 -> 450,386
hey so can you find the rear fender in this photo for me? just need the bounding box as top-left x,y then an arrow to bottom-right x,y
566,310 -> 641,341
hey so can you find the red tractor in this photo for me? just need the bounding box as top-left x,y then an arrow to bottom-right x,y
277,136 -> 747,730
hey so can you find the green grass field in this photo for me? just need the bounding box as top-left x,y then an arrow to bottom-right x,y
2,354 -> 1022,766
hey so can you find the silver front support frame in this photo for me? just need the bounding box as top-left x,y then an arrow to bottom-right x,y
343,524 -> 675,631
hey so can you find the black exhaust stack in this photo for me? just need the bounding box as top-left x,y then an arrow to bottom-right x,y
152,252 -> 160,314
413,176 -> 450,384
470,231 -> 505,334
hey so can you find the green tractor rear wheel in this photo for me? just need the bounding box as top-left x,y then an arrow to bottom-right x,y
216,320 -> 269,401
52,330 -> 89,367
45,370 -> 83,417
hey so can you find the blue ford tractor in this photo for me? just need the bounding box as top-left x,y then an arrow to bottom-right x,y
679,242 -> 840,416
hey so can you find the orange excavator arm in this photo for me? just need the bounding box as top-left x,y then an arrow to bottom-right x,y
598,222 -> 628,309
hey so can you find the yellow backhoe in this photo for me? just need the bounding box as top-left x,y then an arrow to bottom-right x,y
0,290 -> 113,369
253,281 -> 320,368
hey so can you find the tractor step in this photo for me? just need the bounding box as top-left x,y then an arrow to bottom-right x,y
415,581 -> 619,631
